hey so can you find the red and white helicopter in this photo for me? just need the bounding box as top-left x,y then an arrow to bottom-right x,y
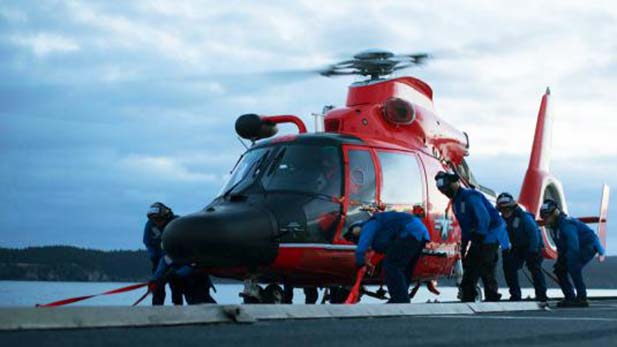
162,49 -> 610,303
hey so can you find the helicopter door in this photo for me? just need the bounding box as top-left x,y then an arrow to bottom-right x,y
337,147 -> 377,241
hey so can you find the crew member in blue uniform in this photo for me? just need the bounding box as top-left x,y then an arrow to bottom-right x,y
150,255 -> 216,305
496,192 -> 547,302
540,199 -> 605,307
143,202 -> 182,305
435,171 -> 510,302
344,210 -> 429,303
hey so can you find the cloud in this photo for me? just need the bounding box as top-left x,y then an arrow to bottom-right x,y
9,33 -> 79,57
0,0 -> 615,253
118,154 -> 222,183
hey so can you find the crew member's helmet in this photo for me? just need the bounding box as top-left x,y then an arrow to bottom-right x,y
496,192 -> 517,210
434,171 -> 459,189
343,220 -> 366,243
147,202 -> 172,219
539,199 -> 559,218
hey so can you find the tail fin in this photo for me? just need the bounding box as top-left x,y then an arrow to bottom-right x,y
528,87 -> 552,173
518,88 -> 566,259
519,88 -> 567,213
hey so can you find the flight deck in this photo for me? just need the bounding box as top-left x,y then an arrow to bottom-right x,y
2,299 -> 617,347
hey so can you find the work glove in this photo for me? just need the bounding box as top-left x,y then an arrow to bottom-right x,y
148,275 -> 166,292
147,280 -> 158,292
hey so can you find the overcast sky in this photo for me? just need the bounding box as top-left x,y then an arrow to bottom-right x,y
1,1 -> 616,253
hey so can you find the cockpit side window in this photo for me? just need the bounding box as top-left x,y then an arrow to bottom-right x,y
377,151 -> 423,208
338,148 -> 377,241
347,150 -> 377,204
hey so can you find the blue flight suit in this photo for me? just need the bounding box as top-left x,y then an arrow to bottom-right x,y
552,214 -> 605,300
355,211 -> 429,303
143,215 -> 181,305
502,206 -> 547,301
452,188 -> 510,301
152,255 -> 216,305
143,216 -> 179,262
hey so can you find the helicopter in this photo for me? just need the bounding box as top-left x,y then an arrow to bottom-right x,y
161,49 -> 610,304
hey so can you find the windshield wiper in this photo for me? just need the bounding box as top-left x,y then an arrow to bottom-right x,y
266,148 -> 287,177
223,150 -> 269,199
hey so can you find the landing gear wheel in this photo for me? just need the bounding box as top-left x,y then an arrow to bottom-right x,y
262,284 -> 284,304
241,286 -> 263,304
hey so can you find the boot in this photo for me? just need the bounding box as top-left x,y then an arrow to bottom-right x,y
485,292 -> 502,302
557,298 -> 588,308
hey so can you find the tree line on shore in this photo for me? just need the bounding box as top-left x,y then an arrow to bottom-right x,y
0,246 -> 615,288
0,246 -> 151,282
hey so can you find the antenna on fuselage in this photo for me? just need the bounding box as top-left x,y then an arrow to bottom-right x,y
236,136 -> 250,150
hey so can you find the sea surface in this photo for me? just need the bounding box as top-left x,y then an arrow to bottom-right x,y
2,281 -> 617,307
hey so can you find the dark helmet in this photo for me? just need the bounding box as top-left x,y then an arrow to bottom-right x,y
343,220 -> 366,243
147,202 -> 172,219
496,192 -> 517,210
434,171 -> 459,189
539,199 -> 559,218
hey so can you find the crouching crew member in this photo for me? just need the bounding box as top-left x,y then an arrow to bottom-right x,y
150,255 -> 216,305
540,199 -> 605,307
435,171 -> 510,302
344,210 -> 429,303
143,202 -> 183,305
496,193 -> 547,302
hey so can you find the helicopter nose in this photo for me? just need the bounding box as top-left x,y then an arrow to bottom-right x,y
162,204 -> 279,267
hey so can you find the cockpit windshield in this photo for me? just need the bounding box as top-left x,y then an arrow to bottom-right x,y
261,144 -> 342,197
218,148 -> 269,197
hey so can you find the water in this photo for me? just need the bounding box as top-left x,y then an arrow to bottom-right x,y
2,281 -> 617,307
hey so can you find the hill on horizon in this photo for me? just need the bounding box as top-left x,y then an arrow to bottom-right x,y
0,246 -> 615,289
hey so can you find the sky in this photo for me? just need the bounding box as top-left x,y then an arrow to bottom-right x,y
1,0 -> 616,253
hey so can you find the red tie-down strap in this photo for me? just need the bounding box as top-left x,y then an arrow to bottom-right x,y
345,251 -> 384,304
35,282 -> 148,307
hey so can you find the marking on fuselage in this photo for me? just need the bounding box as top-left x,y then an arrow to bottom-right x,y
434,216 -> 454,240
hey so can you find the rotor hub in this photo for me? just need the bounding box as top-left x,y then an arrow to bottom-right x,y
320,49 -> 430,81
